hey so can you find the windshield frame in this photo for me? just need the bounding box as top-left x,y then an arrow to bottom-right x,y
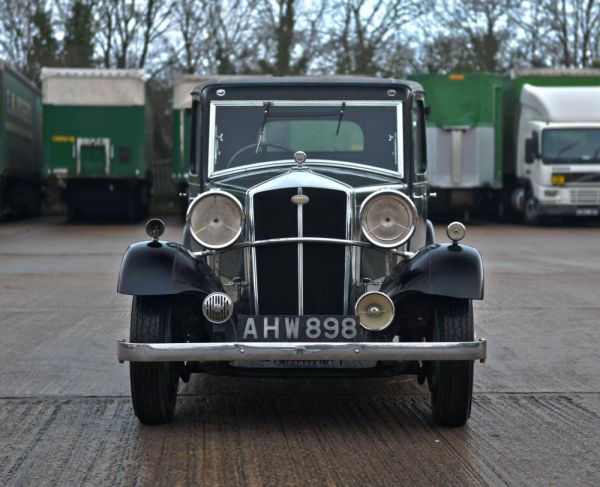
207,100 -> 404,179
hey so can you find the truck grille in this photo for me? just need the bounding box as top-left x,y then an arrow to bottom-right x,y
252,187 -> 348,315
570,189 -> 600,205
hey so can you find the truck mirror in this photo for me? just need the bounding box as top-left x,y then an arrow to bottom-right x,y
525,138 -> 535,164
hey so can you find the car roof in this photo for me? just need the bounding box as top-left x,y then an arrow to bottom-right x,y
192,76 -> 422,96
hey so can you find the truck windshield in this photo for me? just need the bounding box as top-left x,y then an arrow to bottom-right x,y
542,128 -> 600,164
209,102 -> 401,174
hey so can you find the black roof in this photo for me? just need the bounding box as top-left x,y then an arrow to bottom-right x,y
192,76 -> 422,96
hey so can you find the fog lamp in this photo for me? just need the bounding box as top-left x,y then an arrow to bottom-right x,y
355,291 -> 395,331
544,189 -> 559,197
202,292 -> 234,324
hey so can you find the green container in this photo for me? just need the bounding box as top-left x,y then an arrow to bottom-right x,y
42,69 -> 147,179
408,73 -> 504,190
41,69 -> 150,220
0,60 -> 42,217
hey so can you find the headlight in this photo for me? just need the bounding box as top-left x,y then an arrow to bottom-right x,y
360,190 -> 416,248
187,191 -> 244,248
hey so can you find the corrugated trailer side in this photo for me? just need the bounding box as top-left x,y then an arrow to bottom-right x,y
42,68 -> 149,221
408,73 -> 504,217
0,61 -> 42,218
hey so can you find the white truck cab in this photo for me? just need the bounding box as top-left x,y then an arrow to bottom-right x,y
515,84 -> 600,223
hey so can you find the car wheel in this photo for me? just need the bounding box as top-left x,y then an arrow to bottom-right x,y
129,296 -> 179,424
428,297 -> 474,427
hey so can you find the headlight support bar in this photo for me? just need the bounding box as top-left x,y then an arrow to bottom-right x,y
189,237 -> 416,260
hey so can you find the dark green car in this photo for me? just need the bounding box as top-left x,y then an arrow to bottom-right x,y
117,77 -> 487,426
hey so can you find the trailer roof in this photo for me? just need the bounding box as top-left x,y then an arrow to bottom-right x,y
0,59 -> 41,93
41,68 -> 145,106
521,84 -> 600,122
511,68 -> 600,78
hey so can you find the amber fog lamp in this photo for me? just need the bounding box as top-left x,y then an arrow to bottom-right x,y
187,191 -> 244,249
360,190 -> 417,248
552,174 -> 565,185
145,218 -> 165,241
355,291 -> 395,331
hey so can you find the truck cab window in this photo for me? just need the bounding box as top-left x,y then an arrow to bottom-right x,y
412,99 -> 427,174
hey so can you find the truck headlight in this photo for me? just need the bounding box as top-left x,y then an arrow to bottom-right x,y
187,191 -> 244,248
360,190 -> 417,248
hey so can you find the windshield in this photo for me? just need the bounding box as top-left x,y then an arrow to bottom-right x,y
209,102 -> 401,174
542,128 -> 600,164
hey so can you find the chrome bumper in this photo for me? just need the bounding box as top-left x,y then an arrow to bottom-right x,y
118,339 -> 486,363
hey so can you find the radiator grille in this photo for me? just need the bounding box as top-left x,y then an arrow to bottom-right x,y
570,188 -> 600,205
252,187 -> 348,315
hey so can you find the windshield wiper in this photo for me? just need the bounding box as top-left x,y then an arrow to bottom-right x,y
556,140 -> 580,158
336,101 -> 346,135
255,101 -> 272,154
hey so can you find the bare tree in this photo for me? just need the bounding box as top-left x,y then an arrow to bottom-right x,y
94,0 -> 170,70
0,0 -> 60,80
541,0 -> 600,67
170,0 -> 210,73
326,0 -> 428,76
253,0 -> 328,75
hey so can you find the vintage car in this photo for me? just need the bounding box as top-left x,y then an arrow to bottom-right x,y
117,77 -> 486,426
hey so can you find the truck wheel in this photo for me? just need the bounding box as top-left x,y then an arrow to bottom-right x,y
428,297 -> 474,427
129,296 -> 179,424
524,196 -> 541,225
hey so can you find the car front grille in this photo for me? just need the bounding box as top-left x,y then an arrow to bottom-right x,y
252,187 -> 348,315
570,188 -> 600,205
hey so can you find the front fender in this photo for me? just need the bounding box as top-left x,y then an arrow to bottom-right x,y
117,240 -> 223,296
380,243 -> 484,300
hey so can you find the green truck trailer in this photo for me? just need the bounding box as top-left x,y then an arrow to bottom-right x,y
408,73 -> 504,216
42,68 -> 150,221
0,60 -> 42,218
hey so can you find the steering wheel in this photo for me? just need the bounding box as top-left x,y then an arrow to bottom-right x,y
226,142 -> 294,168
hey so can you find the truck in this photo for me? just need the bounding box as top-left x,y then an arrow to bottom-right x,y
407,73 -> 504,218
506,69 -> 600,224
42,68 -> 150,221
0,60 -> 43,218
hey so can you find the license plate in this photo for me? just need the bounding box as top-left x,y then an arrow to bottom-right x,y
576,208 -> 599,216
237,315 -> 361,342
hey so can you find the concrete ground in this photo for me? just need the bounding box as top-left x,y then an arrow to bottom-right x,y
1,216 -> 599,486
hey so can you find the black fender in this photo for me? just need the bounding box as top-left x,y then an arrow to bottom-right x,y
380,243 -> 484,300
117,240 -> 224,296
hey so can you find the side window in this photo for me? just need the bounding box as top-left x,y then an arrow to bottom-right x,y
412,99 -> 427,174
189,102 -> 201,174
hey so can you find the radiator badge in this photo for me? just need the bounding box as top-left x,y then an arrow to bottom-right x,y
291,194 -> 309,205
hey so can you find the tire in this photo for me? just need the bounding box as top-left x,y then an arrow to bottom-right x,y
524,196 -> 541,226
129,296 -> 179,424
428,297 -> 474,427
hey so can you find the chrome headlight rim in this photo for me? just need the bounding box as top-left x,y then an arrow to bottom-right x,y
186,190 -> 244,249
359,189 -> 417,249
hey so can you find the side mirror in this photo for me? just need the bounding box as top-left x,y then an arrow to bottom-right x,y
525,138 -> 536,164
